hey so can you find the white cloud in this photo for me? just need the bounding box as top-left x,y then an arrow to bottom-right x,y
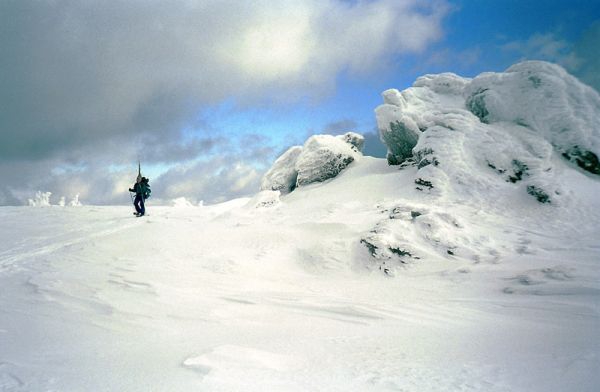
155,157 -> 263,204
501,33 -> 581,70
499,27 -> 600,93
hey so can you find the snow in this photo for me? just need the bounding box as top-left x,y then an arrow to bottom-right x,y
1,61 -> 600,391
1,154 -> 599,391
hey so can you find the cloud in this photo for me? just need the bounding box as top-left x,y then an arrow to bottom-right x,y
319,120 -> 387,157
0,130 -> 279,206
362,130 -> 388,158
154,157 -> 263,205
500,33 -> 581,70
322,119 -> 358,135
499,26 -> 600,93
0,0 -> 447,161
0,0 -> 449,205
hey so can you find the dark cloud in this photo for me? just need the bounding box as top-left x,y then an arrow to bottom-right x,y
139,135 -> 227,164
321,120 -> 387,157
322,119 -> 358,135
362,130 -> 388,158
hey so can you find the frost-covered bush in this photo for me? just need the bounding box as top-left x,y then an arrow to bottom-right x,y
28,191 -> 52,207
295,135 -> 361,186
69,194 -> 82,207
260,146 -> 302,194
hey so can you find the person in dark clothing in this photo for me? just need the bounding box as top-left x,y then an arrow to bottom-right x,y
129,175 -> 150,216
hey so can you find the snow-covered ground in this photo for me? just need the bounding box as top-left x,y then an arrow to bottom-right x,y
1,155 -> 599,391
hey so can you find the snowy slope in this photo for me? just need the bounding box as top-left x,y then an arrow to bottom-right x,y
1,157 -> 599,391
1,61 -> 600,391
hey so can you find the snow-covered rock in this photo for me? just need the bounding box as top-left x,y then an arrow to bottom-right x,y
376,61 -> 600,206
295,134 -> 361,186
337,132 -> 365,152
243,190 -> 281,209
260,146 -> 302,194
377,61 -> 600,176
375,101 -> 421,165
464,61 -> 600,175
171,197 -> 196,208
261,132 -> 364,193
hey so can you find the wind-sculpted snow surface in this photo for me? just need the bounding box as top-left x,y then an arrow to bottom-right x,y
1,152 -> 599,390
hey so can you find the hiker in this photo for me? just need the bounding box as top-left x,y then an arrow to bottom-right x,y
129,175 -> 151,216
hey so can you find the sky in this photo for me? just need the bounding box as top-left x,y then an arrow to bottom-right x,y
1,0 -> 599,206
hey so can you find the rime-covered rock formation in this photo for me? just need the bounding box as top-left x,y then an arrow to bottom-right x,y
376,61 -> 600,174
261,132 -> 364,193
374,61 -> 600,206
362,61 -> 600,273
260,146 -> 303,194
295,134 -> 361,186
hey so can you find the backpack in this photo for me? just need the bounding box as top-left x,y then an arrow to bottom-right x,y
141,178 -> 151,199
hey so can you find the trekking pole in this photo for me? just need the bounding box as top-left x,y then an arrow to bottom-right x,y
129,191 -> 135,214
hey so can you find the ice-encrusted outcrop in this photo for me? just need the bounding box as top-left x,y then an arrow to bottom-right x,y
377,61 -> 600,175
364,61 -> 600,273
261,132 -> 364,193
375,61 -> 600,204
260,146 -> 303,194
244,190 -> 281,209
295,134 -> 361,186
